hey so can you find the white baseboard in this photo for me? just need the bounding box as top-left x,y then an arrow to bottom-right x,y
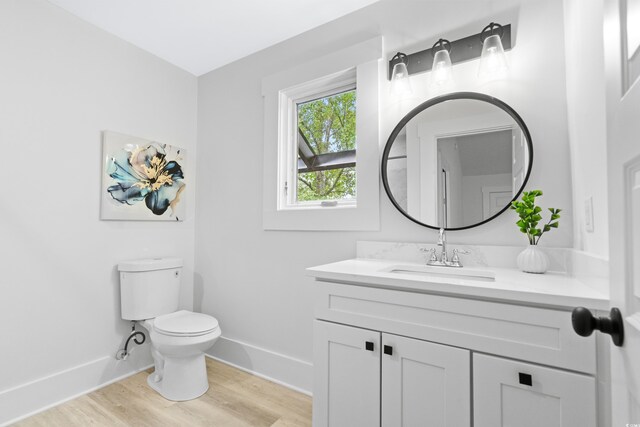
0,354 -> 153,426
206,336 -> 312,395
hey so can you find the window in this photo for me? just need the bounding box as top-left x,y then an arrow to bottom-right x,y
292,86 -> 357,207
262,36 -> 381,230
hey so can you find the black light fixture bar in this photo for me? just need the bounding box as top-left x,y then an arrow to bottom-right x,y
388,24 -> 512,79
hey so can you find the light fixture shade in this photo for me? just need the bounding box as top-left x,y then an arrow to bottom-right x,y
478,34 -> 508,79
390,61 -> 412,95
431,49 -> 454,86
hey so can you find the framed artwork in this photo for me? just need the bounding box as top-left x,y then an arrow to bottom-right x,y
101,131 -> 186,221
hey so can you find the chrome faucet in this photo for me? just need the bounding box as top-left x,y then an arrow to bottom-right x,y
437,228 -> 449,264
420,228 -> 470,267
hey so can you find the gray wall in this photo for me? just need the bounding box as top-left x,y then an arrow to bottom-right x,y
196,0 -> 574,390
0,0 -> 197,422
563,0 -> 609,258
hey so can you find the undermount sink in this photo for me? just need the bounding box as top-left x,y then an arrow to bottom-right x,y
382,264 -> 496,281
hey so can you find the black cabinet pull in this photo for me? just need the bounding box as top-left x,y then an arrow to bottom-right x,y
365,341 -> 374,351
519,372 -> 532,386
383,345 -> 393,356
571,306 -> 624,347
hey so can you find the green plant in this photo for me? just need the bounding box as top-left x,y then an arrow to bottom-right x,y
510,190 -> 561,245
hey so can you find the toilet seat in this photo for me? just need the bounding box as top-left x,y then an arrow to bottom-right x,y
153,310 -> 219,337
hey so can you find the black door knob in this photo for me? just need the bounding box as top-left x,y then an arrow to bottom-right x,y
571,306 -> 624,347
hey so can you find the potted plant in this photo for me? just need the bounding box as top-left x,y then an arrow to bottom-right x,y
510,190 -> 561,273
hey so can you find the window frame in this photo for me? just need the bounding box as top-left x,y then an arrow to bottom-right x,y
262,37 -> 381,231
280,71 -> 357,210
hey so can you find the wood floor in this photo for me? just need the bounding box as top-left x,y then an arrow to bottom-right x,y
16,358 -> 312,427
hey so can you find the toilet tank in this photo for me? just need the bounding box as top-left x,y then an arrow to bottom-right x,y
118,258 -> 183,321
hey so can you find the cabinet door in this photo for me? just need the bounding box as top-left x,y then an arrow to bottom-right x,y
312,320 -> 380,427
473,353 -> 596,427
382,334 -> 471,427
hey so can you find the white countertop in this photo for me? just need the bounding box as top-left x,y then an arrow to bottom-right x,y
307,258 -> 609,311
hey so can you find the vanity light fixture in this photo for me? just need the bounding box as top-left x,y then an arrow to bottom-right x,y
390,52 -> 413,95
431,39 -> 454,86
387,22 -> 511,81
478,22 -> 509,79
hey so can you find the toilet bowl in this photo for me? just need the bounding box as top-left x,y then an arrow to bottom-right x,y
118,258 -> 221,402
142,310 -> 221,401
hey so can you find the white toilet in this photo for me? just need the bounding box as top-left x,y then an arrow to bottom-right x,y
118,257 -> 221,401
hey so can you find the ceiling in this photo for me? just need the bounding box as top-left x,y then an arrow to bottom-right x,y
47,0 -> 381,76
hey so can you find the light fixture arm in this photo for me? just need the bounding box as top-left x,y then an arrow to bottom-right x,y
431,39 -> 452,55
480,22 -> 505,42
389,52 -> 408,69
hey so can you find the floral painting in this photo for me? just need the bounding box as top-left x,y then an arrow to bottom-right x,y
101,131 -> 186,221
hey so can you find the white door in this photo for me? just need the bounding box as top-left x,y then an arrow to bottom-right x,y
312,320 -> 380,427
482,186 -> 512,219
512,126 -> 528,195
604,0 -> 640,423
381,334 -> 470,427
473,354 -> 596,427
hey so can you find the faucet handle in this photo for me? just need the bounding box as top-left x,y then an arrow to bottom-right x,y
452,248 -> 470,258
420,247 -> 438,263
450,249 -> 470,267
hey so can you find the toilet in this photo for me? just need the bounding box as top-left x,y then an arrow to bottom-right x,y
118,257 -> 221,401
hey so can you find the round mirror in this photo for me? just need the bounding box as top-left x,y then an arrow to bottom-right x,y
382,92 -> 533,230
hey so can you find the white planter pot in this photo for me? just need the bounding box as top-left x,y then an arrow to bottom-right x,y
517,245 -> 549,274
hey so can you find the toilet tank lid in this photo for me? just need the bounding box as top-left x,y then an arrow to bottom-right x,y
118,257 -> 183,272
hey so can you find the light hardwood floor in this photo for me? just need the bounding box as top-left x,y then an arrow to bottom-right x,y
16,358 -> 312,427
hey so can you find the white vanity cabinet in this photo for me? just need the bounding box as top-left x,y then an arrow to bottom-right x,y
310,277 -> 601,427
382,332 -> 470,426
473,353 -> 596,427
313,321 -> 471,427
313,321 -> 380,427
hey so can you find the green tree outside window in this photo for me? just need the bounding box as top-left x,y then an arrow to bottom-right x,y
297,90 -> 356,202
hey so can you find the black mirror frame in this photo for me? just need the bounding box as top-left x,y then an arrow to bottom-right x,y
381,91 -> 534,231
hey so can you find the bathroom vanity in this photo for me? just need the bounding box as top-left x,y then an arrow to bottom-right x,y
307,249 -> 609,427
306,92 -> 610,426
